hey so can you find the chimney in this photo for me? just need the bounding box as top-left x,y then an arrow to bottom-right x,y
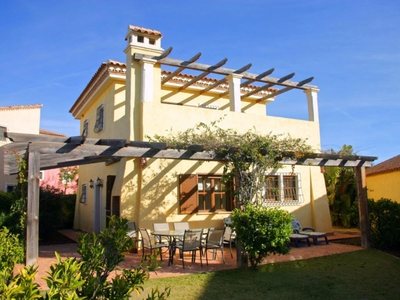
125,25 -> 163,55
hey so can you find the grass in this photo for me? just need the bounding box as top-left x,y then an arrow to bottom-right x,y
138,249 -> 400,300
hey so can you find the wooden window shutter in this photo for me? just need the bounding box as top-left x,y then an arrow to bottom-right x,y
179,174 -> 198,214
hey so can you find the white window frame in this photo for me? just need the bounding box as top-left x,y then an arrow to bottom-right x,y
264,172 -> 303,206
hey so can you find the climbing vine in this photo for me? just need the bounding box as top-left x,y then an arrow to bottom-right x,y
151,121 -> 312,207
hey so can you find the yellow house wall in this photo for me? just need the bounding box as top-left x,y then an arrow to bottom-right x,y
74,43 -> 331,233
367,171 -> 400,203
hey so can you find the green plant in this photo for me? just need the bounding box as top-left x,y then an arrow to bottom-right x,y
1,265 -> 42,300
45,253 -> 85,300
368,198 -> 400,250
0,227 -> 24,284
151,121 -> 311,207
142,252 -> 162,271
323,145 -> 359,228
1,217 -> 170,299
231,204 -> 292,268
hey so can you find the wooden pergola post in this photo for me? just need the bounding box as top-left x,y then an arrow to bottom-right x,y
355,166 -> 370,248
26,148 -> 40,265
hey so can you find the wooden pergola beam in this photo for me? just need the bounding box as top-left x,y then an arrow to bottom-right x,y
200,63 -> 252,95
178,58 -> 228,91
355,166 -> 370,248
257,77 -> 315,102
154,56 -> 315,90
161,52 -> 202,84
2,137 -> 377,175
242,72 -> 295,99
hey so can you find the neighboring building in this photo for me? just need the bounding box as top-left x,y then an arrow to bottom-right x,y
0,105 -> 77,193
0,104 -> 42,191
70,25 -> 332,233
366,155 -> 400,203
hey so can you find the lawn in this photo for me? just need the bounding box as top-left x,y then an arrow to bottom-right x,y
138,249 -> 400,300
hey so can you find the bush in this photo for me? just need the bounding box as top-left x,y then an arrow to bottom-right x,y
368,198 -> 400,250
1,216 -> 170,300
231,204 -> 292,268
0,227 -> 24,293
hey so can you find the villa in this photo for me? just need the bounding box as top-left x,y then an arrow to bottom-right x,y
69,25 -> 332,233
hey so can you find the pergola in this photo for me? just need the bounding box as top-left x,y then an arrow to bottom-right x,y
134,46 -> 317,105
1,129 -> 376,265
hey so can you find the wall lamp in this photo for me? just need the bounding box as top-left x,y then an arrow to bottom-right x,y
89,177 -> 103,189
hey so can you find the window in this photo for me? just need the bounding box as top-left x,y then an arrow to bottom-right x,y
6,185 -> 16,193
283,175 -> 297,201
179,174 -> 234,214
137,36 -> 144,43
80,184 -> 87,203
265,175 -> 280,201
265,173 -> 302,205
82,119 -> 89,137
94,105 -> 104,133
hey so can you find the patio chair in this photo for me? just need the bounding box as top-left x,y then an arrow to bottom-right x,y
204,228 -> 225,265
173,222 -> 190,231
127,221 -> 141,252
292,219 -> 329,245
175,229 -> 203,268
223,225 -> 236,258
139,228 -> 169,261
153,222 -> 170,244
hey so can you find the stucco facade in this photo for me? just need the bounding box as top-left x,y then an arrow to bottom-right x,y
70,25 -> 332,233
366,155 -> 400,203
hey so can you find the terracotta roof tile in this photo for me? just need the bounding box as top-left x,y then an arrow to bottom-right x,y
0,104 -> 42,111
40,129 -> 66,137
366,154 -> 400,176
129,25 -> 162,37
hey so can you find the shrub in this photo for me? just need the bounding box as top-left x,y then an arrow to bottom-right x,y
231,204 -> 292,268
1,216 -> 170,299
368,198 -> 400,250
39,186 -> 76,233
0,227 -> 24,274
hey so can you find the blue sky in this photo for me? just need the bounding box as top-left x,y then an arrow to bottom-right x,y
0,0 -> 399,162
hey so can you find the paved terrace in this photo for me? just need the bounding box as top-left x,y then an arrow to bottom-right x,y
17,230 -> 363,289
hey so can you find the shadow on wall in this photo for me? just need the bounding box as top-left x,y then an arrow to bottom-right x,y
138,159 -> 228,229
291,195 -> 333,233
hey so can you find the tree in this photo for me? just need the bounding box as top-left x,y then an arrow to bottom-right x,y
323,145 -> 358,227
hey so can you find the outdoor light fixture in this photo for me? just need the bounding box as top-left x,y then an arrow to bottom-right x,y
89,178 -> 103,188
96,177 -> 103,187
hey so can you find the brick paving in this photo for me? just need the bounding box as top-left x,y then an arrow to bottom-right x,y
21,232 -> 363,289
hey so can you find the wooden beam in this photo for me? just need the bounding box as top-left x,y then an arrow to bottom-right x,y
242,72 -> 295,99
161,52 -> 202,84
241,68 -> 275,87
178,58 -> 228,91
199,63 -> 252,95
218,68 -> 275,98
26,148 -> 40,265
355,166 -> 370,248
257,77 -> 314,101
158,56 -> 315,90
152,47 -> 173,60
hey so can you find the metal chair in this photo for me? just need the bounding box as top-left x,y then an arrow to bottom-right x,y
204,228 -> 225,265
139,228 -> 169,261
153,223 -> 170,244
127,221 -> 140,252
223,225 -> 236,258
173,222 -> 190,231
175,229 -> 203,268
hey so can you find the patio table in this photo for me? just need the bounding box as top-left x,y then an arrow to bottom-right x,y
152,230 -> 185,265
